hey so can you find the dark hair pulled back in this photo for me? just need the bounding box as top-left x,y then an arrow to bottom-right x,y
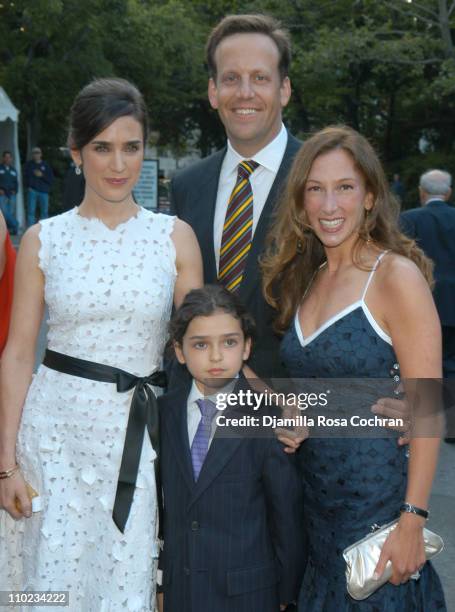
68,78 -> 149,150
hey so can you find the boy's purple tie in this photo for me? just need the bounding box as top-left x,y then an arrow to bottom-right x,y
191,398 -> 218,481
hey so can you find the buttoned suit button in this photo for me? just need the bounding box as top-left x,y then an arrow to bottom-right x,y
191,520 -> 199,531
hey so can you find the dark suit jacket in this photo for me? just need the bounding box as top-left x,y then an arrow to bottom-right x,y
170,132 -> 302,379
158,377 -> 306,612
400,200 -> 455,326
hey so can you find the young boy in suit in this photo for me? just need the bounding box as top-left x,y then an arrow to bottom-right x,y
158,285 -> 306,612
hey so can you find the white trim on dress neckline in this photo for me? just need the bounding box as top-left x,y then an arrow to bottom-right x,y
294,251 -> 392,348
293,302 -> 392,347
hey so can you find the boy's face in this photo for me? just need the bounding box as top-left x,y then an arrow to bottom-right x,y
174,310 -> 251,393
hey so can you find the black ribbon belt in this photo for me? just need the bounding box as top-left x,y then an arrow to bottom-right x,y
43,349 -> 166,535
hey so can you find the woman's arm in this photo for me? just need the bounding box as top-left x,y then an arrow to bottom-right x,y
373,255 -> 442,584
171,219 -> 203,308
0,226 -> 45,518
0,212 -> 7,278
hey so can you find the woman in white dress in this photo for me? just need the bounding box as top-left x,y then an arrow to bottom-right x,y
0,78 -> 203,611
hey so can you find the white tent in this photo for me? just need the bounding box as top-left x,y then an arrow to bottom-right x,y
0,87 -> 24,228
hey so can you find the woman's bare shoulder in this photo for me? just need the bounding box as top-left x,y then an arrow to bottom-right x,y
375,252 -> 428,294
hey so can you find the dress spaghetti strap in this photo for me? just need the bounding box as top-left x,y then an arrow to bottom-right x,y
361,250 -> 390,302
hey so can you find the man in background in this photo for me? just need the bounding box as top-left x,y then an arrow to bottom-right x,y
0,151 -> 19,235
24,146 -> 54,226
400,169 -> 455,441
391,172 -> 406,204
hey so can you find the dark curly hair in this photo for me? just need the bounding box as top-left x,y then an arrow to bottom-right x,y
169,285 -> 256,345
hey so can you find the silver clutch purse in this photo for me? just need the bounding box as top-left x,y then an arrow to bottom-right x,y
343,519 -> 444,600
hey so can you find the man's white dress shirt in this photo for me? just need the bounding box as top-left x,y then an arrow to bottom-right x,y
213,124 -> 288,271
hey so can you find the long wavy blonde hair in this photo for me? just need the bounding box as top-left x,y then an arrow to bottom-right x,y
261,125 -> 433,333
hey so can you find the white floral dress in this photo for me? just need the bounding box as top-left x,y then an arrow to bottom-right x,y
0,207 -> 176,611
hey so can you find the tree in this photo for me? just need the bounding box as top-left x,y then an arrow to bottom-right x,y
0,0 -> 208,153
1,0 -> 454,198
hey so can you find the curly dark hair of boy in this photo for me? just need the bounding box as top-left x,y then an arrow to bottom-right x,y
169,285 -> 256,346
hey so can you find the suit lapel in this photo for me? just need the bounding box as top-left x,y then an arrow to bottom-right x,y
195,148 -> 226,284
188,435 -> 244,508
239,133 -> 301,304
188,374 -> 250,508
163,389 -> 195,491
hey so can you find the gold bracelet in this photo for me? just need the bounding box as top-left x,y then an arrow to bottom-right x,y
0,464 -> 19,479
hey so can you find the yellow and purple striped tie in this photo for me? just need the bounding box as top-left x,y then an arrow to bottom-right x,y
218,160 -> 259,292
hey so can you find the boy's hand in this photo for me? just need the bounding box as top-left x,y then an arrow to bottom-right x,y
275,426 -> 308,454
243,368 -> 309,453
275,404 -> 308,453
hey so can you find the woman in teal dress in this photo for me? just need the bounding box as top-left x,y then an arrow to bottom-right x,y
262,126 -> 446,610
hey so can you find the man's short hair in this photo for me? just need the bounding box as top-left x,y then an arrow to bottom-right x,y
2,150 -> 12,157
419,169 -> 452,196
31,146 -> 42,154
206,14 -> 291,81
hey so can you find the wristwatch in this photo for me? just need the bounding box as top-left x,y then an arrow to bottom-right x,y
399,502 -> 429,519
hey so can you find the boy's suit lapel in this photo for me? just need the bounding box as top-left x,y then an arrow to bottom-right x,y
188,374 -> 250,508
188,435 -> 244,508
162,388 -> 195,491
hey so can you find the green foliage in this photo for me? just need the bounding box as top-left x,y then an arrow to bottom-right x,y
0,0 -> 454,176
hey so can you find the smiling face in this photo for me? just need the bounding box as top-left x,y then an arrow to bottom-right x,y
303,148 -> 373,252
208,33 -> 291,158
71,115 -> 144,205
174,310 -> 251,392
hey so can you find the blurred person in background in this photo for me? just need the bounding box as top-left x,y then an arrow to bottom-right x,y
24,146 -> 54,226
401,169 -> 455,442
0,151 -> 19,235
391,172 -> 406,204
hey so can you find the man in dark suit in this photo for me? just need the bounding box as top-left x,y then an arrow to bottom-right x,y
171,14 -> 297,380
400,169 -> 455,441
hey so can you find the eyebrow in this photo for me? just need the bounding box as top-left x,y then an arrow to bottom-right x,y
188,333 -> 241,340
91,139 -> 142,145
307,177 -> 357,184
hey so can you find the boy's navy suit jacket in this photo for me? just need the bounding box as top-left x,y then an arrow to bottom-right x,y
158,376 -> 307,612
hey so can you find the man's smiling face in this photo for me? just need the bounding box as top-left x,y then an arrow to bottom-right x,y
208,33 -> 291,158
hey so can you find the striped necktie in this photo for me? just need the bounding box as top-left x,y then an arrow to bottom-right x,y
218,160 -> 259,292
191,398 -> 218,480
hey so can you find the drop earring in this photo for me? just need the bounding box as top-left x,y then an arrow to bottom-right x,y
75,165 -> 82,176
